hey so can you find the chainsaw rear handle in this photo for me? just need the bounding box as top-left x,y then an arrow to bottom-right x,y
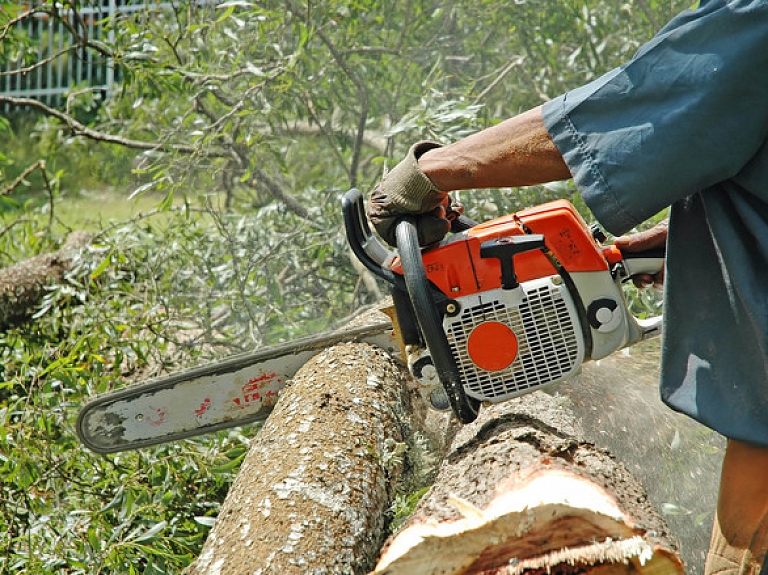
620,249 -> 665,280
613,248 -> 665,344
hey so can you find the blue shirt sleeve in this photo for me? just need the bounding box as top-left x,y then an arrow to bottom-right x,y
542,0 -> 768,235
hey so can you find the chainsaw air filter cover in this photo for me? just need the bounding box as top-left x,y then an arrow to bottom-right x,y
445,280 -> 584,403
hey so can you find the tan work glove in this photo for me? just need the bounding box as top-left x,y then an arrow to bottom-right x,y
367,141 -> 454,246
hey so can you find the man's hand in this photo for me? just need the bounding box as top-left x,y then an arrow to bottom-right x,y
367,141 -> 451,246
614,219 -> 668,289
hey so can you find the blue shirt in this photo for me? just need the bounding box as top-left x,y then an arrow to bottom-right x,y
543,0 -> 768,446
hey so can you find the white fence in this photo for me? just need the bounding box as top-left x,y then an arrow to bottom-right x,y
1,1 -> 217,110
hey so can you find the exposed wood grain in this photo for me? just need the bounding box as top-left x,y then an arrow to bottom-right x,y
372,393 -> 684,575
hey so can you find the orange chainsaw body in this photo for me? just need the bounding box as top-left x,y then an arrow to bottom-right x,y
384,198 -> 656,413
392,199 -> 612,296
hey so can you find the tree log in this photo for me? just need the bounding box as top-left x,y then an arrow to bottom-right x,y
186,320 -> 687,575
560,345 -> 725,574
185,341 -> 430,575
0,231 -> 93,330
372,392 -> 684,575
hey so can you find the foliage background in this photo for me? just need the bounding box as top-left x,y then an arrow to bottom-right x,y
1,0 -> 679,572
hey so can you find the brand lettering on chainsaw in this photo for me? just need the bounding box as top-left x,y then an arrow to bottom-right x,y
229,372 -> 279,409
559,228 -> 581,256
426,262 -> 445,273
194,398 -> 212,416
146,407 -> 168,426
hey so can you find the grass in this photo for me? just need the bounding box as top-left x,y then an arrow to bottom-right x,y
52,189 -> 169,231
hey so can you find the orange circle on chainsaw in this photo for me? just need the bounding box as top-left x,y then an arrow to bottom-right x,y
467,321 -> 518,372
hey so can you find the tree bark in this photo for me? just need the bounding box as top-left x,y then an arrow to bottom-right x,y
0,231 -> 92,330
185,340 -> 433,575
371,392 -> 684,575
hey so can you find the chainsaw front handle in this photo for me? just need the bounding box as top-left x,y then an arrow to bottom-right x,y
395,216 -> 480,424
342,188 -> 477,282
342,188 -> 402,287
342,188 -> 479,422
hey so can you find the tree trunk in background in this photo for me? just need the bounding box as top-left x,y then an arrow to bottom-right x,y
185,341 -> 435,575
0,231 -> 92,330
371,392 -> 684,575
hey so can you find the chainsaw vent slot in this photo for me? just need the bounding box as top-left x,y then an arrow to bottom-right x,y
444,279 -> 584,402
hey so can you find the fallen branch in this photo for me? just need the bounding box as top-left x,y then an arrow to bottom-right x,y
0,231 -> 93,330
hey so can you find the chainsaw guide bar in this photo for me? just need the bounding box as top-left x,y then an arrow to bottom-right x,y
76,323 -> 397,453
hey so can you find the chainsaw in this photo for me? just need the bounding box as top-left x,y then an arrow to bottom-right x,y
76,189 -> 664,453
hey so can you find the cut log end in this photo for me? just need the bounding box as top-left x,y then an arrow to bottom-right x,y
373,468 -> 683,575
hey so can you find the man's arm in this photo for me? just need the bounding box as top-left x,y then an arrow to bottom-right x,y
367,106 -> 571,246
418,106 -> 571,191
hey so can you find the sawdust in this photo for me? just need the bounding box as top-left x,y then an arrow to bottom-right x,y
557,342 -> 725,574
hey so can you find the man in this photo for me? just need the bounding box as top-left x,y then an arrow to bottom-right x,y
367,0 -> 768,573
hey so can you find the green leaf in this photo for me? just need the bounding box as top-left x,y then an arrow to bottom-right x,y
194,516 -> 216,527
215,5 -> 236,23
217,0 -> 254,7
210,453 -> 245,475
158,190 -> 175,211
133,520 -> 168,543
91,250 -> 113,280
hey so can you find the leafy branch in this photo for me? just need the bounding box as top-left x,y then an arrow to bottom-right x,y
0,96 -> 228,156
